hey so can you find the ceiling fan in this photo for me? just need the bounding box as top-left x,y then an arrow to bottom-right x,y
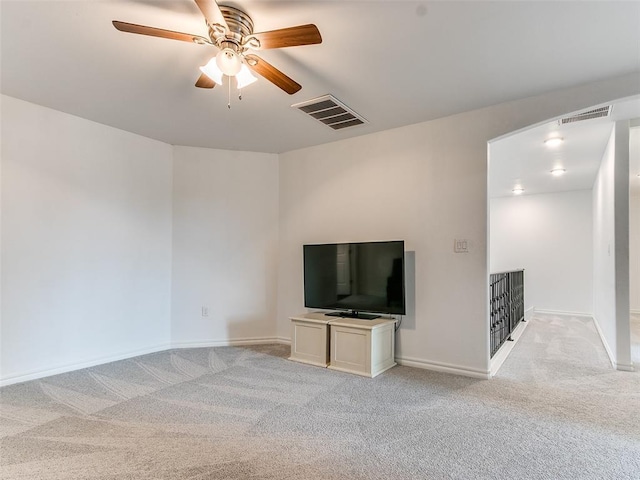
113,0 -> 322,95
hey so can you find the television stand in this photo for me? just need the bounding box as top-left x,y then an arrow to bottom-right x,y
288,313 -> 396,377
325,310 -> 380,320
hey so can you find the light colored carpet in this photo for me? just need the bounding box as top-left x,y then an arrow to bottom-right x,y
1,314 -> 639,479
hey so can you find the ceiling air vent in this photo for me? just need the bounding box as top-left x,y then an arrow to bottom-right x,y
558,105 -> 612,125
292,95 -> 367,130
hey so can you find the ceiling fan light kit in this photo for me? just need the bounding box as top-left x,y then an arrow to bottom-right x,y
113,0 -> 321,108
235,64 -> 258,89
215,48 -> 243,76
199,58 -> 224,85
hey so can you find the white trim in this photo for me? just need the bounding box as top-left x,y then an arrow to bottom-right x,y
592,315 -> 617,369
533,308 -> 593,318
170,336 -> 286,349
616,363 -> 635,372
489,317 -> 531,377
631,309 -> 640,315
524,307 -> 534,321
395,356 -> 490,379
0,343 -> 171,387
1,336 -> 291,387
0,337 -> 496,385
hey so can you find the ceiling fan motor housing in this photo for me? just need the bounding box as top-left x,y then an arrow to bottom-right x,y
209,5 -> 254,49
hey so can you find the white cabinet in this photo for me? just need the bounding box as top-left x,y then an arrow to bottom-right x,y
328,318 -> 396,378
289,313 -> 396,378
288,313 -> 332,367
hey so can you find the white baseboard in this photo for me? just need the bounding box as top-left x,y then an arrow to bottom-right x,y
524,307 -> 534,321
170,336 -> 286,349
631,309 -> 640,315
395,356 -> 490,379
616,363 -> 635,372
0,337 -> 495,386
533,308 -> 593,318
0,336 -> 291,387
0,343 -> 171,387
489,317 -> 530,377
592,315 -> 617,369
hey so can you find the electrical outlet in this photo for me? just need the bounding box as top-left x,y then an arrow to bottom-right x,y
201,306 -> 209,317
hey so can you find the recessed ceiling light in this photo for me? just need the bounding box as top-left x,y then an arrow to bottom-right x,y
544,137 -> 564,148
551,168 -> 566,176
512,186 -> 525,195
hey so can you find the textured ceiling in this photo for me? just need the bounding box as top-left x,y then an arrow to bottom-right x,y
2,0 -> 640,153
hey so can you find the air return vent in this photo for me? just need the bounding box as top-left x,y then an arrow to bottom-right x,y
292,95 -> 367,130
559,105 -> 611,125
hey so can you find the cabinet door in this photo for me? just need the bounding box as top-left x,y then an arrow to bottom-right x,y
330,326 -> 371,376
289,321 -> 329,367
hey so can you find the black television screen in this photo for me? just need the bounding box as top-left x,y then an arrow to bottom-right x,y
303,241 -> 405,318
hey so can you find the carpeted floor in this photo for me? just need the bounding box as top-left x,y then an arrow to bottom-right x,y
1,314 -> 639,479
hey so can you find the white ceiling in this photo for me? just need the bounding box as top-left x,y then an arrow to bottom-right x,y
489,98 -> 640,198
2,1 -> 640,154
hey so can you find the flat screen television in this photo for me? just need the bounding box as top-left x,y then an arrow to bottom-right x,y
303,241 -> 405,319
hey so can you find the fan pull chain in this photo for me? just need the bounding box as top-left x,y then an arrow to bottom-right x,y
227,78 -> 231,109
239,89 -> 242,101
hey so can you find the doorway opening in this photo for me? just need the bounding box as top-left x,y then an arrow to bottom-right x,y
487,97 -> 639,375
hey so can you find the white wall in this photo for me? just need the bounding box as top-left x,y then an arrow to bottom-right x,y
631,193 -> 640,313
171,146 -> 279,346
2,73 -> 638,384
0,99 -> 281,384
1,95 -> 173,384
278,74 -> 640,378
490,190 -> 593,315
593,122 -> 632,370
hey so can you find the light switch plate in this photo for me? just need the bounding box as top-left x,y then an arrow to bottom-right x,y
454,239 -> 469,253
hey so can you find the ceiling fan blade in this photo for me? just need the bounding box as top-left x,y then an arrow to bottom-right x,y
194,0 -> 229,31
244,54 -> 301,95
249,24 -> 322,50
112,21 -> 210,44
195,73 -> 216,89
